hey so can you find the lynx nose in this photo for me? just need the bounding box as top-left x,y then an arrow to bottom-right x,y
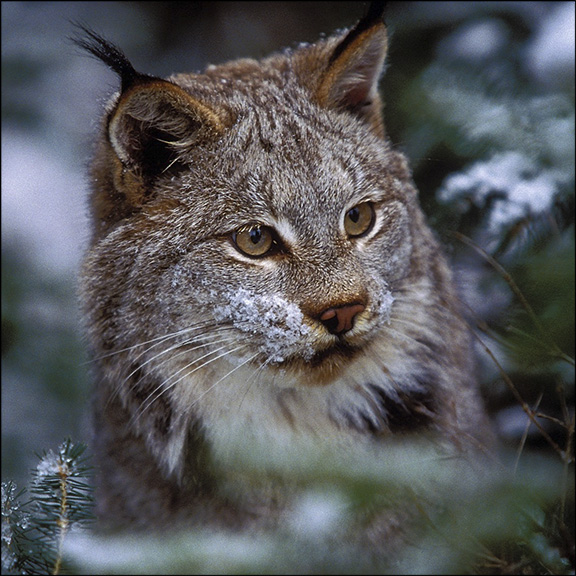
319,303 -> 365,335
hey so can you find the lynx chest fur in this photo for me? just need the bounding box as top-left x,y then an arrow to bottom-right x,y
77,3 -> 490,536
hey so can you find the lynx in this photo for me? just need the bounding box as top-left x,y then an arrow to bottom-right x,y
76,1 -> 492,547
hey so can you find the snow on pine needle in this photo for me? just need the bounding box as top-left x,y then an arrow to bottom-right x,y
1,439 -> 93,575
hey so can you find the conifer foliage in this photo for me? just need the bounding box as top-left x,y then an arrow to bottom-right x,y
1,439 -> 93,575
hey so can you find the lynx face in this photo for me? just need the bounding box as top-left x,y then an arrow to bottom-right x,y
145,103 -> 413,376
77,3 -> 490,528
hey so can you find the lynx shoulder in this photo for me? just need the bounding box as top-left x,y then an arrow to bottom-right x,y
76,1 -> 493,542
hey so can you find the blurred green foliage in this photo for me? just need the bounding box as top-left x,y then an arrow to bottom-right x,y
1,242 -> 89,487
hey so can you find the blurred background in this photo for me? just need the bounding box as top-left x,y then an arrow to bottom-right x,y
2,1 -> 574,572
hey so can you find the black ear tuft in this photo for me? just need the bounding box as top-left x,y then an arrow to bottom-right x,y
70,23 -> 155,91
363,1 -> 388,26
330,1 -> 387,66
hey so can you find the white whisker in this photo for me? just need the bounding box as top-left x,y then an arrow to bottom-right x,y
384,323 -> 427,345
108,329 -> 239,406
87,320 -> 229,363
236,356 -> 270,413
131,343 -> 251,426
189,351 -> 262,409
123,332 -> 239,389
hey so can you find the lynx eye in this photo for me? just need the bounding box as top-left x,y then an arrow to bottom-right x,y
233,224 -> 275,257
344,202 -> 375,238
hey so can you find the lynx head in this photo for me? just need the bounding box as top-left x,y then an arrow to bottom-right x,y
78,3 -> 475,478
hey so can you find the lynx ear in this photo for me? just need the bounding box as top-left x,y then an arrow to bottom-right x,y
108,80 -> 226,177
316,2 -> 388,134
73,25 -> 228,213
73,25 -> 226,177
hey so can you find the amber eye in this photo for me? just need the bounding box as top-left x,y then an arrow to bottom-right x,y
233,224 -> 275,257
344,202 -> 375,237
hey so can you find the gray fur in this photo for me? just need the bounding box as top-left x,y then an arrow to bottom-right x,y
78,5 -> 492,546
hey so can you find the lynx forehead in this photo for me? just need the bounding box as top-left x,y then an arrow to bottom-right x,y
76,1 -> 491,537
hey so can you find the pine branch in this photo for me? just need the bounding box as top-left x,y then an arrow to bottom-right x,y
1,439 -> 94,575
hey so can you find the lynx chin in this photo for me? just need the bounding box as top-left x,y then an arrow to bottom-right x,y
75,0 -> 493,551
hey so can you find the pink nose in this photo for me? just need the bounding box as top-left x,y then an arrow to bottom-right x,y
319,303 -> 365,335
